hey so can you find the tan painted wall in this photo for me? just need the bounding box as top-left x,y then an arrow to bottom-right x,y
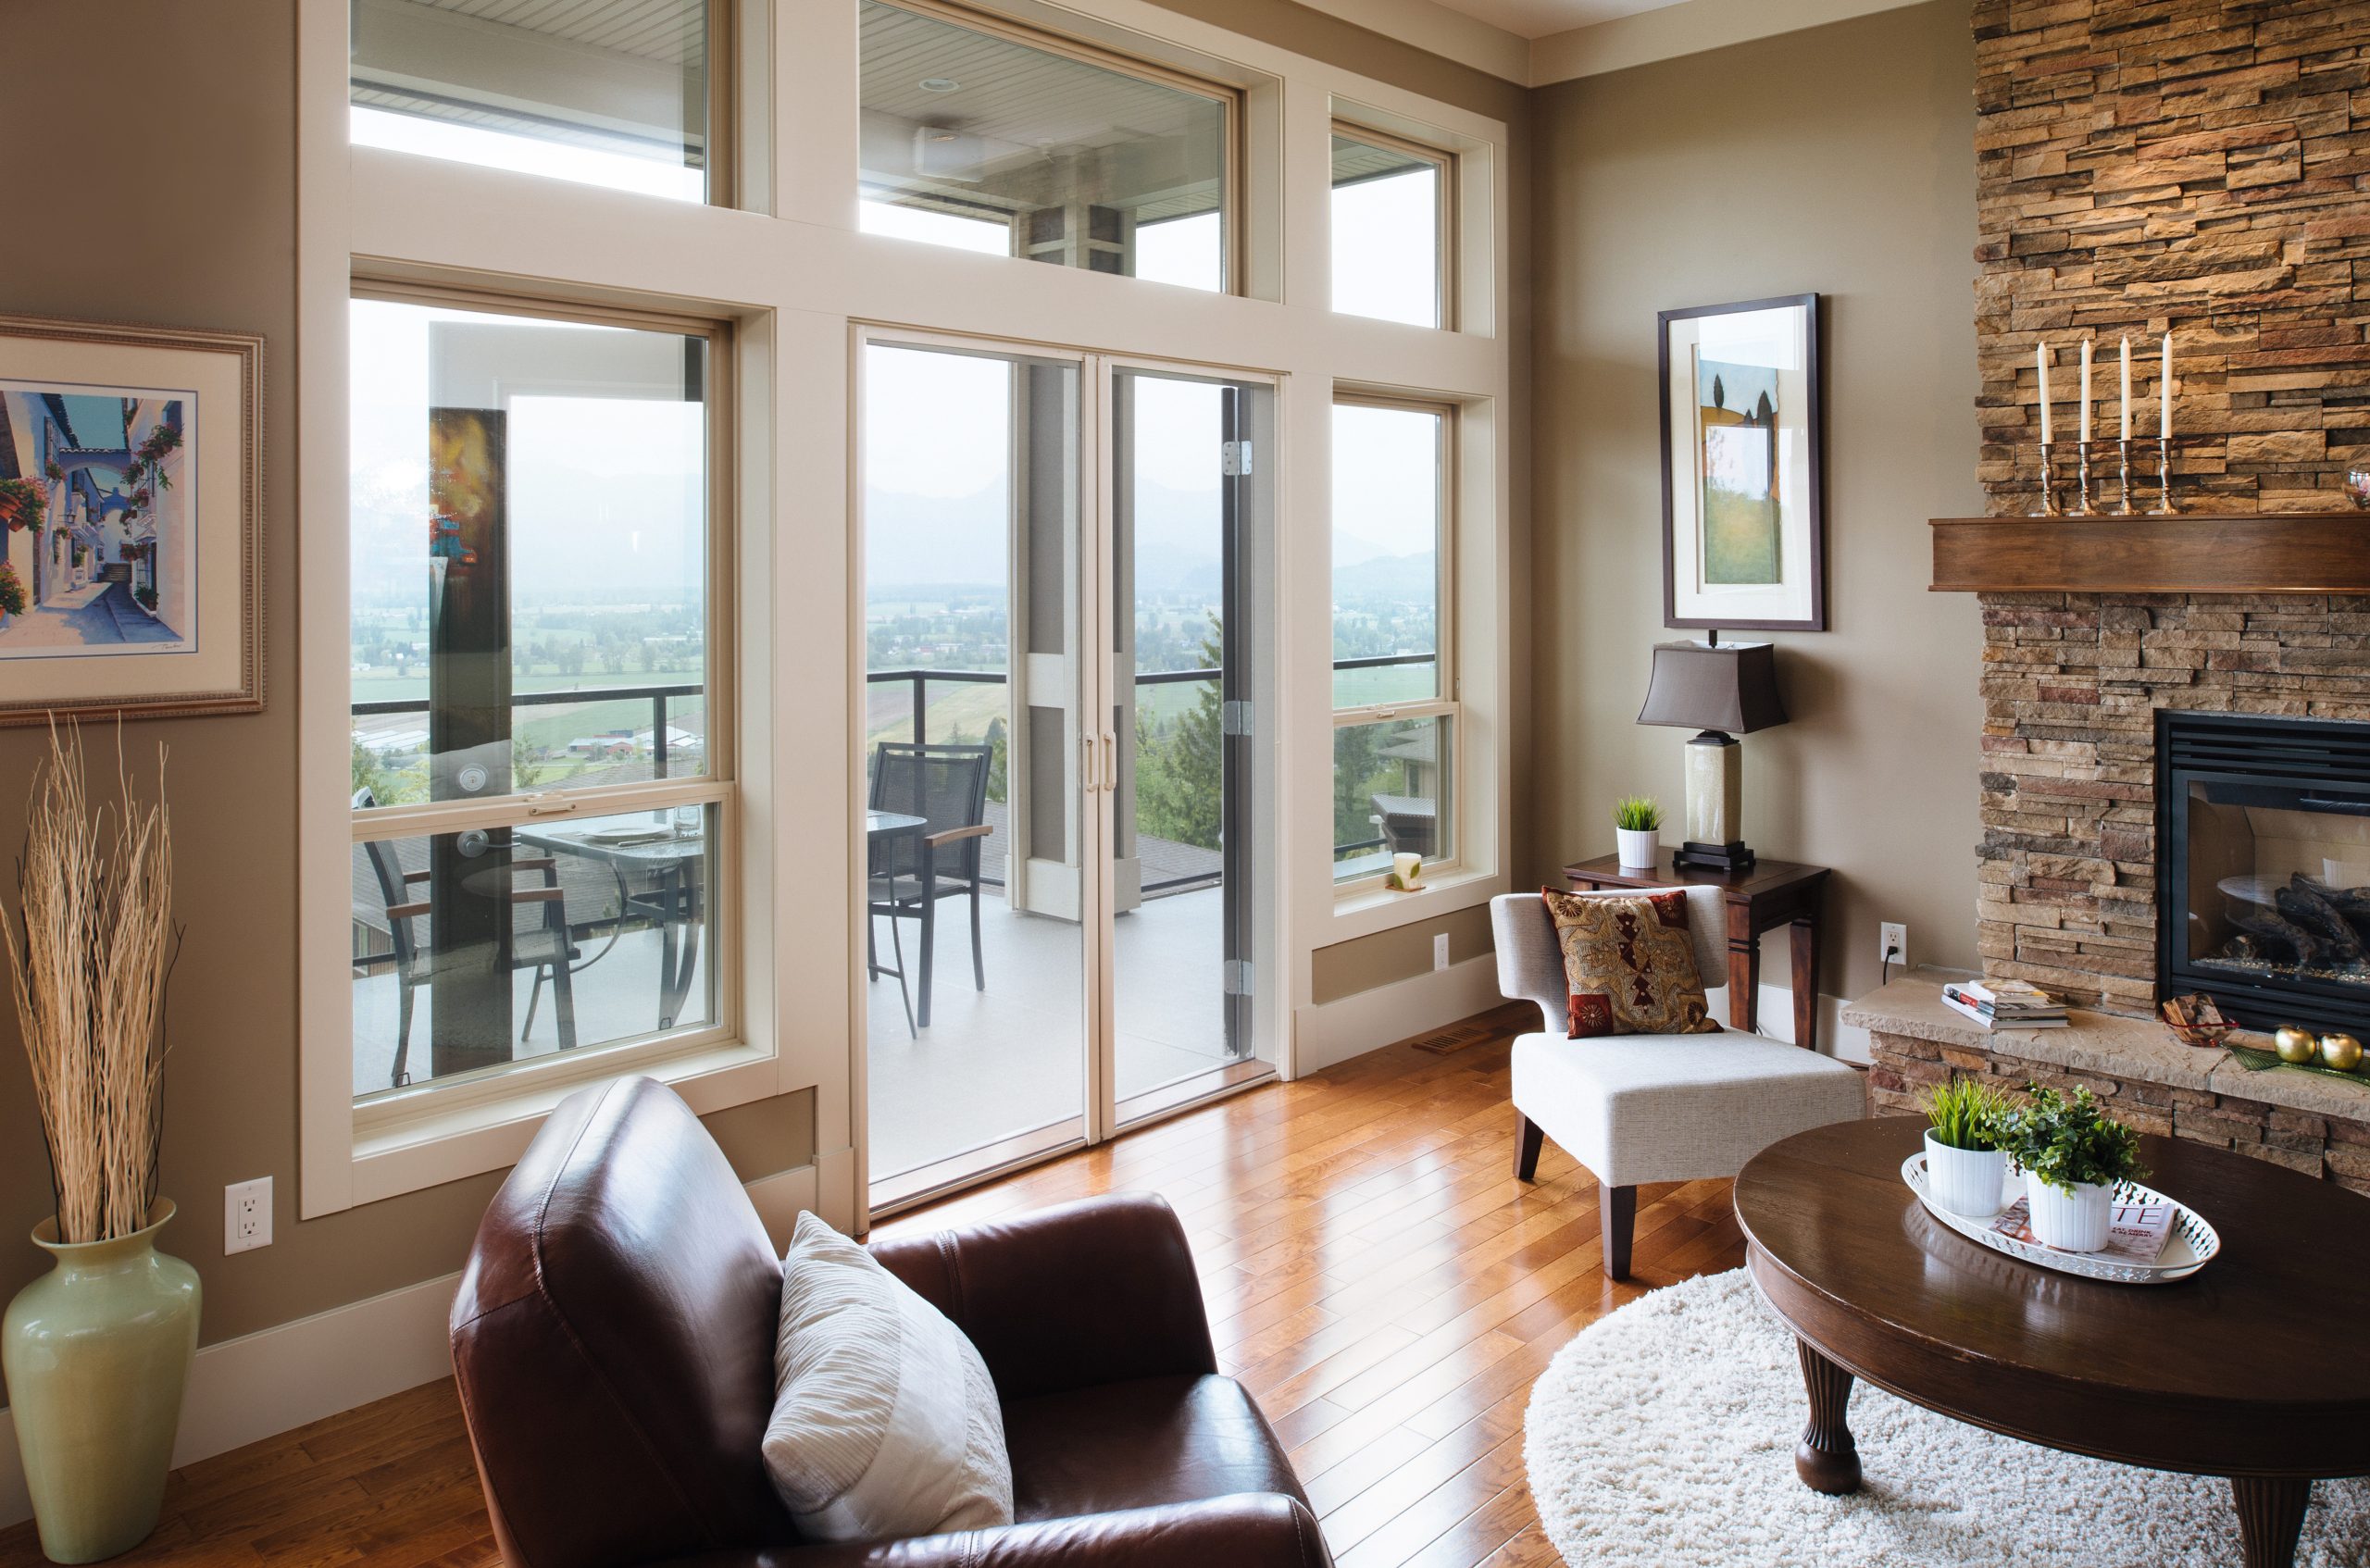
1311,902 -> 1494,1005
0,0 -> 814,1363
1527,0 -> 1987,1009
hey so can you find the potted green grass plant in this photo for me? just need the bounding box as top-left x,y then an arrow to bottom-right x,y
1921,1076 -> 2011,1217
1999,1084 -> 2146,1252
1613,795 -> 1661,868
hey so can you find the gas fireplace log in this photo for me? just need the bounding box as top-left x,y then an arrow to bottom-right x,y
2298,876 -> 2370,913
2276,880 -> 2366,963
2296,876 -> 2370,940
2231,908 -> 2324,967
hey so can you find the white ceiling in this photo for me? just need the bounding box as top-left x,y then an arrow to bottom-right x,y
1416,0 -> 1692,41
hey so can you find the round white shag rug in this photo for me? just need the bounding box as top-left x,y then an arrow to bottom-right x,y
1524,1269 -> 2370,1567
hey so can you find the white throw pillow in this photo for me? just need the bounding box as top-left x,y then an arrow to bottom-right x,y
764,1212 -> 1015,1541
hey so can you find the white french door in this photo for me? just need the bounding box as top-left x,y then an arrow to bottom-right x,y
854,330 -> 1276,1220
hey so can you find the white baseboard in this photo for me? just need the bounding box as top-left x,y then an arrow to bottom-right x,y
0,1160 -> 817,1532
1291,955 -> 1505,1075
1718,982 -> 1872,1064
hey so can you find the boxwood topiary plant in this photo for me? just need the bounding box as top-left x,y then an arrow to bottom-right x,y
2000,1083 -> 2146,1196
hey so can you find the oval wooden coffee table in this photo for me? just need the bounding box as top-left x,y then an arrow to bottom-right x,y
1734,1116 -> 2370,1568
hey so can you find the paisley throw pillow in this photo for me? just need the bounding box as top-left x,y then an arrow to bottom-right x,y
1540,888 -> 1720,1039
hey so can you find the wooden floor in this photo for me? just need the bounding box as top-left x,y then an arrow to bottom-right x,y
0,1014 -> 1748,1568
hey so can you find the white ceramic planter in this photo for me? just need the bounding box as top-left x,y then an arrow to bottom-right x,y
1922,1132 -> 2007,1217
2026,1176 -> 2113,1252
1615,828 -> 1660,868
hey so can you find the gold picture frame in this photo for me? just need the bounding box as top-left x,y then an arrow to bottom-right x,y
0,314 -> 262,724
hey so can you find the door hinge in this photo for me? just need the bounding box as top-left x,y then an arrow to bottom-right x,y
1221,440 -> 1254,476
1222,699 -> 1254,737
1224,959 -> 1254,996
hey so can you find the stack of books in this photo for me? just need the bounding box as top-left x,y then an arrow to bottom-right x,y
1940,978 -> 2068,1030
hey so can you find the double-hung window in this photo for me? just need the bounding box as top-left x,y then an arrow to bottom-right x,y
346,292 -> 733,1113
1330,395 -> 1455,886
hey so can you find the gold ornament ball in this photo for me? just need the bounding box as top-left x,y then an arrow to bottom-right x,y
2275,1026 -> 2320,1064
2319,1032 -> 2364,1073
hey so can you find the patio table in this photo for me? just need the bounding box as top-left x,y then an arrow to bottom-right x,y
517,823 -> 708,1032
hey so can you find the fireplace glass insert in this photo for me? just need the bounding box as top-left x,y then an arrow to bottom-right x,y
2160,712 -> 2370,1035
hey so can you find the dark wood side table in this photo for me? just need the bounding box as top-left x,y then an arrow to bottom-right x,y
1735,1117 -> 2370,1568
1562,852 -> 1829,1051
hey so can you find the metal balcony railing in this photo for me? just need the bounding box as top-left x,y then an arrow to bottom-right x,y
351,653 -> 1439,864
864,653 -> 1438,865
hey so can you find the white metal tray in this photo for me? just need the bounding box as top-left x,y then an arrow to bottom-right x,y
1902,1152 -> 2220,1285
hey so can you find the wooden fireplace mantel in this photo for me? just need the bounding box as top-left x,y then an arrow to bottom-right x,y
1930,514 -> 2370,595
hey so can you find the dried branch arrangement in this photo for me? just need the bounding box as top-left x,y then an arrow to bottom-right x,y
4,722 -> 177,1243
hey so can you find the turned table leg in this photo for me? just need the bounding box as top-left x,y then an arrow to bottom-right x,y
2231,1476 -> 2310,1568
1793,1338 -> 1861,1494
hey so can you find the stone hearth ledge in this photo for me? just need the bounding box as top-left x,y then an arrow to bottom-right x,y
1843,977 -> 2370,1192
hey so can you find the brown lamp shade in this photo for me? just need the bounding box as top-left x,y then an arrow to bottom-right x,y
1637,641 -> 1789,735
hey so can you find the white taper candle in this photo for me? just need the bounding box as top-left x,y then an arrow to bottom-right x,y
2119,336 -> 2132,440
2038,342 -> 2052,442
2079,339 -> 2092,442
2161,333 -> 2173,438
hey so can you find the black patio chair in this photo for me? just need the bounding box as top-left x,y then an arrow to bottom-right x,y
353,788 -> 583,1089
867,741 -> 992,1035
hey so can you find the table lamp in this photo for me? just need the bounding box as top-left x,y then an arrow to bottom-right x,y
1636,636 -> 1789,874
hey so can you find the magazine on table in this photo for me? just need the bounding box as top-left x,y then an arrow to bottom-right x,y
1990,1193 -> 2178,1263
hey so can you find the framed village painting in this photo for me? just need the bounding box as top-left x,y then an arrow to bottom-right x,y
0,314 -> 261,723
1658,294 -> 1825,631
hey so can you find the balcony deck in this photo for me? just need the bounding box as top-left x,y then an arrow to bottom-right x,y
866,883 -> 1238,1180
350,880 -> 1237,1184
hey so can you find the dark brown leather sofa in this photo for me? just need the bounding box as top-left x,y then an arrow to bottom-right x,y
449,1076 -> 1334,1568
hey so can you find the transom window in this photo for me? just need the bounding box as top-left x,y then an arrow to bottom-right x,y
350,0 -> 716,203
1331,396 -> 1454,883
1330,127 -> 1450,329
857,0 -> 1235,292
346,293 -> 730,1106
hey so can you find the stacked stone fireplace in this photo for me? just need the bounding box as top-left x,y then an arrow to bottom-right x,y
1847,588 -> 2370,1197
1852,2 -> 2370,1190
1977,592 -> 2370,1018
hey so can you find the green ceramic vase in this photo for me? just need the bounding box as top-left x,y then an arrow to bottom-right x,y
3,1201 -> 200,1564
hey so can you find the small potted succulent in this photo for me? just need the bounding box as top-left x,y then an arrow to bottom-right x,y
1998,1084 -> 2146,1252
1613,795 -> 1661,868
1921,1076 -> 2010,1217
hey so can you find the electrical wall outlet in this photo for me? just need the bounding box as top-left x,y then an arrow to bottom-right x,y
1433,932 -> 1452,971
1878,922 -> 1909,970
225,1176 -> 272,1255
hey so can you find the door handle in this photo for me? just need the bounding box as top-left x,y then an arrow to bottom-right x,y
1081,734 -> 1098,792
1102,732 -> 1116,790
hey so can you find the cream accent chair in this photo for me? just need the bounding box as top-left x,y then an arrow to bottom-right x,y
1491,889 -> 1865,1278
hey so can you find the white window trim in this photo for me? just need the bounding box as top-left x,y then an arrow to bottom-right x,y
296,0 -> 1517,1218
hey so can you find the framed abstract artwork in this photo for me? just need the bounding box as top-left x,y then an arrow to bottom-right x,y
0,314 -> 262,723
1658,294 -> 1825,631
